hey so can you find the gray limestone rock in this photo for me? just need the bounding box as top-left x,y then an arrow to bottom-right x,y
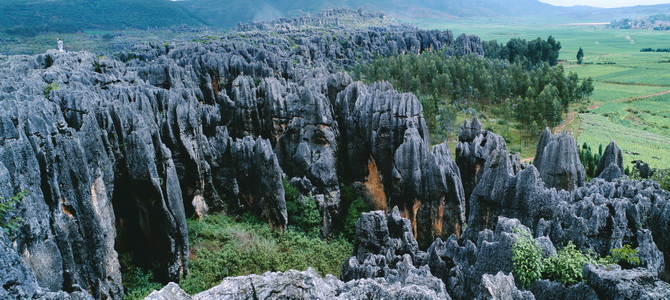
149,266 -> 449,300
478,272 -> 535,300
584,264 -> 670,300
456,117 -> 522,217
595,141 -> 624,178
533,128 -> 586,191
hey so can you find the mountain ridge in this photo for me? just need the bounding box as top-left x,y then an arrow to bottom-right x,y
2,1 -> 670,35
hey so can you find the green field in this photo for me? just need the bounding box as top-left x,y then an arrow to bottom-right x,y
416,18 -> 670,170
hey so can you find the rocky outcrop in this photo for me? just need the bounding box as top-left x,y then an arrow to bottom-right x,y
339,208 -> 541,299
633,160 -> 655,178
479,272 -> 534,300
1,232 -> 94,300
335,82 -> 465,247
341,119 -> 670,300
0,13 -> 484,298
595,141 -> 624,179
146,266 -> 449,300
584,264 -> 670,299
533,128 -> 586,191
455,117 -> 522,215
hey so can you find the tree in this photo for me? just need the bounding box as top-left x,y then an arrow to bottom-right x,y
577,47 -> 584,64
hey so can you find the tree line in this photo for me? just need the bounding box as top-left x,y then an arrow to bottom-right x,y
483,36 -> 562,66
351,50 -> 593,142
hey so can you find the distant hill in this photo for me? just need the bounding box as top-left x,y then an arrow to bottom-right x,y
175,0 -> 564,28
4,0 -> 670,36
176,0 -> 670,28
0,0 -> 204,36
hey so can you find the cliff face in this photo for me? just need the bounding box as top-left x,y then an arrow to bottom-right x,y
0,18 -> 478,299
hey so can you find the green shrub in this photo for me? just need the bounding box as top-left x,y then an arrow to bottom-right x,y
341,184 -> 369,241
1,191 -> 27,235
610,244 -> 640,266
283,179 -> 321,234
512,228 -> 615,288
543,242 -> 590,285
512,229 -> 543,288
119,253 -> 163,300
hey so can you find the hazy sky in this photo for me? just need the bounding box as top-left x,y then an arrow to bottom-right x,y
539,0 -> 670,7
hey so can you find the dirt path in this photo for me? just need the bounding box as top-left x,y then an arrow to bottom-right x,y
519,87 -> 670,163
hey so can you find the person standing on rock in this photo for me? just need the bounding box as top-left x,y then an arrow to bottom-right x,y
57,38 -> 64,52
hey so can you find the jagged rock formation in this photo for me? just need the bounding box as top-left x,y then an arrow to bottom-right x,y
595,141 -> 624,179
0,12 -> 482,299
146,266 -> 449,300
335,82 -> 465,247
533,128 -> 586,191
480,272 -> 534,300
455,117 -> 522,216
339,207 -> 536,298
340,122 -> 670,299
3,9 -> 670,300
633,160 -> 655,178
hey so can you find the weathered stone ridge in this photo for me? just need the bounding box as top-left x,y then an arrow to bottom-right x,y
0,15 -> 481,299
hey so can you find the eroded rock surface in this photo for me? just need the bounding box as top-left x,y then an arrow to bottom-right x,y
533,128 -> 586,191
146,266 -> 449,300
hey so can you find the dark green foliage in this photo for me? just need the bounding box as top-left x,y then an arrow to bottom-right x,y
577,47 -> 584,64
484,36 -> 561,66
283,179 -> 321,233
512,227 -> 616,288
341,184 -> 369,241
543,242 -> 591,285
119,253 -> 163,300
0,191 -> 26,235
512,229 -> 544,288
610,244 -> 640,267
180,213 -> 352,295
579,142 -> 603,178
352,52 -> 593,142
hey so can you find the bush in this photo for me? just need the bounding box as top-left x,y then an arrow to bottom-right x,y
512,228 -> 616,288
610,244 -> 640,267
543,242 -> 590,285
119,253 -> 163,300
512,229 -> 543,287
341,184 -> 369,241
283,179 -> 321,234
0,191 -> 27,235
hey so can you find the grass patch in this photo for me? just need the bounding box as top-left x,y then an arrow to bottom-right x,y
179,213 -> 352,295
577,113 -> 670,169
